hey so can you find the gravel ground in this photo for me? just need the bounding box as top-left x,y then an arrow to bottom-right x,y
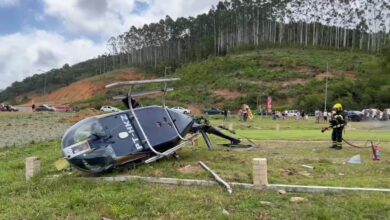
0,112 -> 73,148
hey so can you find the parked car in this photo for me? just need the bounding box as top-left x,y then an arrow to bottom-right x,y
347,111 -> 364,122
286,110 -> 299,117
170,106 -> 191,115
54,105 -> 73,112
0,103 -> 18,112
35,104 -> 56,112
100,106 -> 121,113
362,108 -> 382,120
203,107 -> 222,115
382,109 -> 390,121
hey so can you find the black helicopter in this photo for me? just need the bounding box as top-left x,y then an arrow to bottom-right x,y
61,78 -> 241,174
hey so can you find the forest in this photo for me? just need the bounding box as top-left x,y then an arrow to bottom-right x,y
0,0 -> 389,108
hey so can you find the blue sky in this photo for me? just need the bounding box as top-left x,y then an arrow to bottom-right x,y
0,0 -> 218,89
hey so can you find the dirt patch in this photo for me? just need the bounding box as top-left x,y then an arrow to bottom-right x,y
37,81 -> 105,104
187,105 -> 202,115
315,71 -> 357,81
213,89 -> 244,100
23,71 -> 148,106
177,164 -> 202,174
281,79 -> 307,88
236,79 -> 275,87
60,108 -> 102,124
295,65 -> 321,76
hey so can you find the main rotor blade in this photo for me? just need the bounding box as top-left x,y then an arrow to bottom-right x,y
112,88 -> 174,100
106,78 -> 180,89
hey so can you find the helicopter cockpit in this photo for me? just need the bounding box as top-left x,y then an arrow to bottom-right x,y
61,117 -> 116,173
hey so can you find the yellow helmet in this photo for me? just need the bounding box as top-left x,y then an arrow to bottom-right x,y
333,103 -> 343,111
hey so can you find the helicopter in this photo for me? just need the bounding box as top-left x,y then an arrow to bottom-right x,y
61,78 -> 241,174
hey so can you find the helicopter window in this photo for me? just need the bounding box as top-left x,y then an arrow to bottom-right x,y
62,118 -> 106,148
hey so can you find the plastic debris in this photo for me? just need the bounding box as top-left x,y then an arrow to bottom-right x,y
54,158 -> 70,171
260,201 -> 273,206
290,197 -> 308,203
347,155 -> 362,164
222,209 -> 230,215
302,164 -> 315,170
277,190 -> 286,195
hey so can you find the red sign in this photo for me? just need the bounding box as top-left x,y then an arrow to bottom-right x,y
267,96 -> 272,113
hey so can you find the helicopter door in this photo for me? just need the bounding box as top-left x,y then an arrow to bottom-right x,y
134,107 -> 179,147
98,114 -> 144,157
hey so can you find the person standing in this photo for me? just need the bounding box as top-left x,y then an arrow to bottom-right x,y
243,108 -> 248,122
323,110 -> 328,121
223,109 -> 228,120
329,103 -> 346,150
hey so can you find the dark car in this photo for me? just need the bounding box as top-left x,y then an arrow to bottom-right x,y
347,111 -> 363,122
203,107 -> 222,115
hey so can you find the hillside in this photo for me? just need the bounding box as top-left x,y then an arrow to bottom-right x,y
15,48 -> 388,112
19,69 -> 149,107
172,48 -> 388,111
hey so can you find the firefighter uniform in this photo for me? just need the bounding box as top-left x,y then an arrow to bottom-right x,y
329,103 -> 345,150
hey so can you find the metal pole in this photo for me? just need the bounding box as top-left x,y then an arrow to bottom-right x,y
198,161 -> 232,194
324,62 -> 328,112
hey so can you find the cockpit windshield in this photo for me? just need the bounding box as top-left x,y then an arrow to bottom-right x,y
62,117 -> 105,148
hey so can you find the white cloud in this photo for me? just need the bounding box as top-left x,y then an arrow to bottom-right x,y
0,30 -> 105,89
42,0 -> 219,37
0,0 -> 219,89
0,0 -> 18,7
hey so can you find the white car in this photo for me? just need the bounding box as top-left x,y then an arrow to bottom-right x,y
100,106 -> 121,113
171,107 -> 191,115
286,110 -> 299,117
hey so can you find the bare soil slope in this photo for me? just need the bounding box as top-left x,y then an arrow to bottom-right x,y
21,70 -> 148,106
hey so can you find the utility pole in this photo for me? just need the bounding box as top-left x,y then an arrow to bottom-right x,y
164,66 -> 172,78
324,62 -> 329,112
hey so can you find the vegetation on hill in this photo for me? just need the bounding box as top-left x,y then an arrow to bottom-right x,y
61,48 -> 389,112
1,0 -> 388,105
171,48 -> 388,111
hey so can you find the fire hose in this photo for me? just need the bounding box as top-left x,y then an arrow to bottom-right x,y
321,126 -> 377,149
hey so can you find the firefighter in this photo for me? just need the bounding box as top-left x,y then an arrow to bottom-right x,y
329,103 -> 346,150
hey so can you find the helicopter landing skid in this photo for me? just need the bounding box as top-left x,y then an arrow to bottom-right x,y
144,134 -> 199,164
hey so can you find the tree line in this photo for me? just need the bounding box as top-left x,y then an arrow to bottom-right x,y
105,0 -> 389,70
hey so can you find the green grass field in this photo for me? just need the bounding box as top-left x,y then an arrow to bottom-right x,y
0,115 -> 389,219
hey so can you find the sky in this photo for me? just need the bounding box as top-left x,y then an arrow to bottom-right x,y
0,0 -> 219,89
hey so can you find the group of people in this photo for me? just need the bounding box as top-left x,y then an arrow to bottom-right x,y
238,105 -> 253,121
218,102 -> 347,150
315,110 -> 332,123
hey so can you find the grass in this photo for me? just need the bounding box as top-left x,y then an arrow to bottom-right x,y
0,115 -> 389,219
1,142 -> 389,219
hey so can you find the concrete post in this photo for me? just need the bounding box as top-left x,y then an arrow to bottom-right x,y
26,157 -> 40,180
228,123 -> 234,131
252,158 -> 268,186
